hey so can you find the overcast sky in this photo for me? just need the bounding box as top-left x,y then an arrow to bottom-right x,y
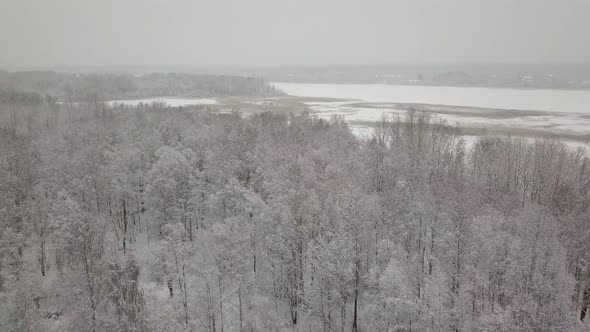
1,0 -> 589,67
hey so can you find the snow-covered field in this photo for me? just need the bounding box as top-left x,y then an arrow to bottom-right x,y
274,82 -> 590,146
108,97 -> 217,107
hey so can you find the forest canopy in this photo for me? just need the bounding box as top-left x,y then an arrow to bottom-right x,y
0,97 -> 589,331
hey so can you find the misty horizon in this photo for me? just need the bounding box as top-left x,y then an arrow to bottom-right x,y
2,0 -> 590,68
5,61 -> 590,72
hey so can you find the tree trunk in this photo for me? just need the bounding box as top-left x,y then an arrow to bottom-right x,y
272,263 -> 278,314
207,283 -> 216,332
189,214 -> 193,241
581,286 -> 590,321
40,240 -> 46,277
122,199 -> 127,254
183,264 -> 188,326
91,303 -> 97,332
167,277 -> 173,298
219,277 -> 224,332
352,287 -> 358,332
353,234 -> 360,332
341,303 -> 346,332
239,286 -> 244,331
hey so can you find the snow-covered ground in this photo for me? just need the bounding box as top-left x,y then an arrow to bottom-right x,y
274,83 -> 590,148
306,101 -> 590,135
108,97 -> 217,107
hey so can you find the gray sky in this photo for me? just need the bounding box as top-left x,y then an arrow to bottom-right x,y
1,0 -> 589,67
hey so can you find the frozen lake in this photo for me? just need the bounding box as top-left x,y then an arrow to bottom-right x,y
273,83 -> 590,113
273,83 -> 590,146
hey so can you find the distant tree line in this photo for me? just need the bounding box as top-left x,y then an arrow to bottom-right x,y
0,71 -> 284,102
255,64 -> 590,89
0,88 -> 53,105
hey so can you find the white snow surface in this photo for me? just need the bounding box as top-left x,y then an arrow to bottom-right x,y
274,83 -> 590,149
108,97 -> 217,107
274,82 -> 590,113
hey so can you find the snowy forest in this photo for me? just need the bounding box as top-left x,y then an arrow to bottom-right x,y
1,90 -> 590,332
0,71 -> 284,102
